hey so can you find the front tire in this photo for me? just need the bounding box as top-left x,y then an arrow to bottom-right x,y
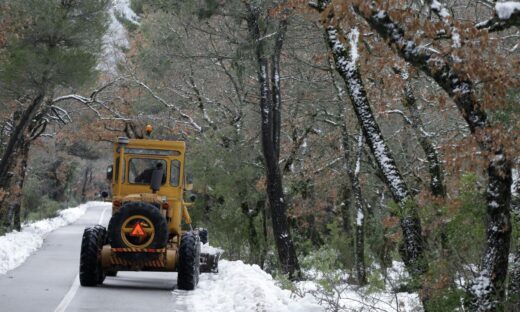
177,232 -> 201,290
79,225 -> 106,286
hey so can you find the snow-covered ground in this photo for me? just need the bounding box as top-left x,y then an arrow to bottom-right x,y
179,260 -> 322,312
98,0 -> 139,74
0,202 -> 97,274
177,258 -> 421,312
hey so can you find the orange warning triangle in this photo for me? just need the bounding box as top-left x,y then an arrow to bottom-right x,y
130,222 -> 145,237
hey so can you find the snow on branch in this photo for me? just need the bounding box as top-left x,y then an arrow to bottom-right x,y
52,78 -> 129,121
131,79 -> 202,133
428,0 -> 461,48
496,1 -> 520,19
351,3 -> 488,135
325,24 -> 410,202
476,1 -> 520,32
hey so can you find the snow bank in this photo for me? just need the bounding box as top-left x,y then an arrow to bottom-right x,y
0,202 -> 97,274
181,260 -> 322,312
200,243 -> 223,256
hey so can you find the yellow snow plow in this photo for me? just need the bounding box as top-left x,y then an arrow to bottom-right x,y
79,130 -> 220,290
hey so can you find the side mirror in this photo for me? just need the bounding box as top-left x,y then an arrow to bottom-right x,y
150,163 -> 164,193
189,194 -> 197,202
185,172 -> 194,191
106,165 -> 113,180
186,172 -> 193,184
101,191 -> 109,199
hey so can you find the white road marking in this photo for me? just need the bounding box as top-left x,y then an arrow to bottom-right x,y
54,205 -> 109,312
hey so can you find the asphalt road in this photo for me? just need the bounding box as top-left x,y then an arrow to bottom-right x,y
0,203 -> 188,312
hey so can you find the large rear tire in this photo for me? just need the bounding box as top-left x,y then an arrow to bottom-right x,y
177,232 -> 201,290
79,225 -> 106,287
108,202 -> 168,262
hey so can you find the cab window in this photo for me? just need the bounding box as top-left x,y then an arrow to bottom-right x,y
171,160 -> 181,186
128,158 -> 166,184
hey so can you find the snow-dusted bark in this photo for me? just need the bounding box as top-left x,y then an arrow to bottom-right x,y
329,29 -> 368,285
428,0 -> 461,48
353,131 -> 367,285
508,161 -> 520,303
246,3 -> 300,279
314,1 -> 426,275
351,2 -> 513,309
352,5 -> 487,134
468,154 -> 512,311
271,18 -> 287,161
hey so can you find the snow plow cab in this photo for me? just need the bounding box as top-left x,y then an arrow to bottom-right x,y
79,134 -> 219,290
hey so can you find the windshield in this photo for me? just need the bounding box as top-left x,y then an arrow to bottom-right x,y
128,158 -> 167,185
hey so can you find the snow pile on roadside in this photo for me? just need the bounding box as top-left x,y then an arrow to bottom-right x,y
182,260 -> 323,312
200,243 -> 223,255
0,201 -> 97,274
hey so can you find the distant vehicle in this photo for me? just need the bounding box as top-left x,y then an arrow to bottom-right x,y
79,127 -> 218,290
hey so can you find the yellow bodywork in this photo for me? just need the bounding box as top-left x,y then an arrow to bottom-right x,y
110,139 -> 191,237
104,138 -> 193,271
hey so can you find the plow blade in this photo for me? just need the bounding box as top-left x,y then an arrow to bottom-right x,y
200,251 -> 221,273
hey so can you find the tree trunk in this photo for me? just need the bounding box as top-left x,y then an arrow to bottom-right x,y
241,202 -> 261,265
81,164 -> 92,203
0,94 -> 44,183
316,5 -> 426,276
398,69 -> 445,197
0,139 -> 30,232
468,154 -> 512,311
351,3 -> 513,308
0,94 -> 44,232
352,132 -> 367,285
508,163 -> 520,308
246,4 -> 300,279
338,181 -> 352,234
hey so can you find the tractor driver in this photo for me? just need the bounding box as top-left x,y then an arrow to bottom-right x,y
134,161 -> 166,184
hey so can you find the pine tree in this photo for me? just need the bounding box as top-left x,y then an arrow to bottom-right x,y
0,0 -> 109,232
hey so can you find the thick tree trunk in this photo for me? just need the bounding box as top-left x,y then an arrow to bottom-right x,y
246,4 -> 300,279
317,8 -> 426,276
339,117 -> 368,284
508,164 -> 520,307
352,132 -> 367,285
468,155 -> 512,311
271,18 -> 287,161
0,140 -> 30,231
351,3 -> 513,309
0,94 -> 44,183
0,94 -> 44,232
338,181 -> 352,234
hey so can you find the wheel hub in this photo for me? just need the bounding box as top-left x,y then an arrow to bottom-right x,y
121,215 -> 155,248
